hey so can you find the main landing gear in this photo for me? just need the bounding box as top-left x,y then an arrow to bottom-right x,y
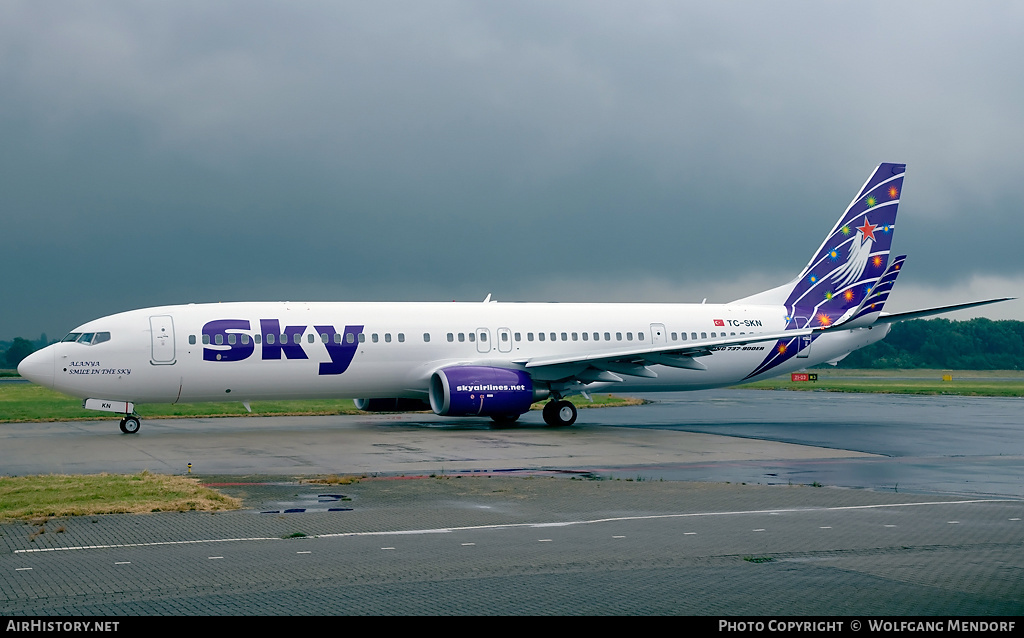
119,415 -> 141,434
490,414 -> 521,428
542,400 -> 577,427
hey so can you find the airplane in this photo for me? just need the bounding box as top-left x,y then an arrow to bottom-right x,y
17,163 -> 1011,433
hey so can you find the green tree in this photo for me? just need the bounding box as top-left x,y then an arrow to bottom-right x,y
5,338 -> 35,368
837,318 -> 1024,369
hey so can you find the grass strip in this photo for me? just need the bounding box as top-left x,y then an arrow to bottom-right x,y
740,368 -> 1024,396
0,384 -> 643,423
0,471 -> 241,521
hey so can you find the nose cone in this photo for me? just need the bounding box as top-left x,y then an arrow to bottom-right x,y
17,346 -> 54,389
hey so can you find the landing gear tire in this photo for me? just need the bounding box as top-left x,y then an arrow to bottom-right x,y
119,416 -> 141,434
542,400 -> 577,427
490,414 -> 520,428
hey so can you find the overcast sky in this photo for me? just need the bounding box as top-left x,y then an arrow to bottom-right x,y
3,1 -> 1022,340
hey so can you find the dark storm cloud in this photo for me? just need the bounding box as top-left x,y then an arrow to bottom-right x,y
2,1 -> 1022,338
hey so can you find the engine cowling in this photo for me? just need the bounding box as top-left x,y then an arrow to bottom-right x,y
354,398 -> 431,412
429,366 -> 544,417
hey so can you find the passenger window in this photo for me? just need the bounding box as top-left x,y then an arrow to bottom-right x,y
671,332 -> 677,340
372,334 -> 379,343
189,335 -> 196,345
501,332 -> 508,342
627,332 -> 633,341
550,332 -> 556,341
447,333 -> 454,342
215,334 -> 223,345
469,333 -> 476,342
582,332 -> 588,341
385,333 -> 392,343
701,332 -> 707,339
639,332 -> 644,341
538,333 -> 545,341
616,332 -> 622,341
228,334 -> 236,345
321,333 -> 329,343
241,334 -> 249,345
681,332 -> 687,341
334,333 -> 342,344
604,332 -> 611,341
358,333 -> 366,343
307,334 -> 314,344
528,332 -> 534,341
514,332 -> 521,341
478,333 -> 485,342
458,333 -> 465,342
561,332 -> 567,341
398,333 -> 405,343
423,333 -> 430,342
346,333 -> 355,344
691,333 -> 697,340
203,334 -> 210,345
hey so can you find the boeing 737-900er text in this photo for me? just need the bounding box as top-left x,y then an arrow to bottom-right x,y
18,163 -> 1011,433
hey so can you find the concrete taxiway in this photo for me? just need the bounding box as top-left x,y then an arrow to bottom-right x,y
1,389 -> 1022,615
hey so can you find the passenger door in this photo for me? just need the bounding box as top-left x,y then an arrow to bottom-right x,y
149,315 -> 177,365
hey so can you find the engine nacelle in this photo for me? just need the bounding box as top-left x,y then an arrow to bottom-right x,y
354,398 -> 431,412
429,366 -> 544,417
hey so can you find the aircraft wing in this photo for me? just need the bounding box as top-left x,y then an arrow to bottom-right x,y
516,296 -> 1013,383
515,328 -> 818,381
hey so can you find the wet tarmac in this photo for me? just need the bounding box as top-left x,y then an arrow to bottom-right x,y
598,390 -> 1024,497
1,388 -> 1022,615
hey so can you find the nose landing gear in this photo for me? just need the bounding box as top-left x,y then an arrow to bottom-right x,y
119,415 -> 141,434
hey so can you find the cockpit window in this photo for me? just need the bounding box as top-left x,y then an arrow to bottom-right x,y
63,331 -> 111,345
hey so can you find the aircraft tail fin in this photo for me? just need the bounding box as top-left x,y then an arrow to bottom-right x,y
731,162 -> 906,330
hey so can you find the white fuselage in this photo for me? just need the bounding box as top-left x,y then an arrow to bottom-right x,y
28,300 -> 889,405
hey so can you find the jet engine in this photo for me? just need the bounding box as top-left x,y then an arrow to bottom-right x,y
428,366 -> 545,417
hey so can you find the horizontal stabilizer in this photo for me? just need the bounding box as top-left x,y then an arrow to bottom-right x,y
874,298 -> 1015,324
